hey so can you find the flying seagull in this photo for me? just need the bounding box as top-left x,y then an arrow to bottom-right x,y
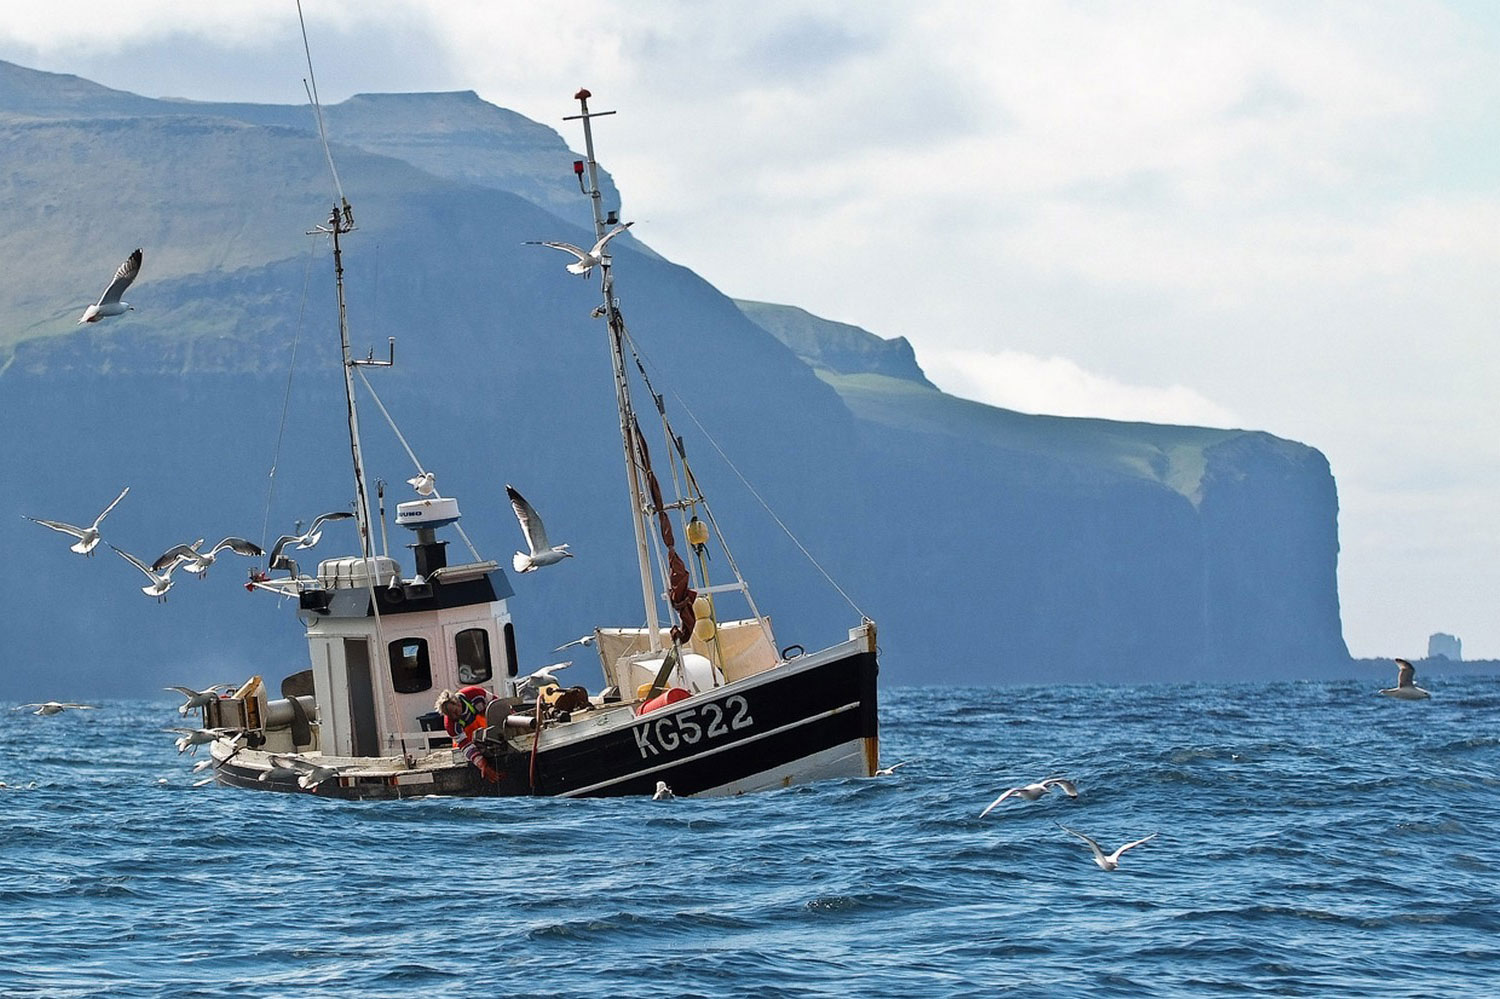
23,485 -> 130,556
875,760 -> 914,777
1380,657 -> 1431,700
554,634 -> 596,653
167,727 -> 239,756
152,537 -> 264,577
506,485 -> 572,573
165,684 -> 233,716
526,221 -> 633,277
111,544 -> 184,601
78,248 -> 143,324
17,701 -> 97,716
271,754 -> 346,790
979,778 -> 1079,817
1057,824 -> 1157,871
268,510 -> 355,571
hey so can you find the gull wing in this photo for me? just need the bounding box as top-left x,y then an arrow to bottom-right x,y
207,537 -> 264,558
1113,832 -> 1159,858
23,516 -> 87,540
111,544 -> 154,577
979,787 -> 1019,818
96,249 -> 143,306
152,543 -> 201,572
92,486 -> 130,528
1057,824 -> 1107,862
589,221 -> 634,256
526,240 -> 589,264
506,484 -> 550,554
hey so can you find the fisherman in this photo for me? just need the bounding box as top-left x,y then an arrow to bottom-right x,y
435,685 -> 501,782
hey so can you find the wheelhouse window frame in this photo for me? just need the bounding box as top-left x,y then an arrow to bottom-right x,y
455,627 -> 493,685
388,637 -> 433,694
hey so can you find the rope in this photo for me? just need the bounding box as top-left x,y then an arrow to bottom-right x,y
354,368 -> 484,564
622,327 -> 868,621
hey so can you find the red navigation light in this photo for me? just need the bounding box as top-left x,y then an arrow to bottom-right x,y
574,88 -> 591,100
573,160 -> 585,175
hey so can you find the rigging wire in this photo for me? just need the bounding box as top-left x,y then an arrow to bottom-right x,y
260,241 -> 319,551
621,326 -> 868,622
354,367 -> 485,564
296,0 -> 346,209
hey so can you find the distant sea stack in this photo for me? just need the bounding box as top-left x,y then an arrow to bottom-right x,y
0,59 -> 1350,695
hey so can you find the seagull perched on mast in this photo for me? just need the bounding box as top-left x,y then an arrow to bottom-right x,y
506,485 -> 572,573
267,510 -> 355,571
112,544 -> 185,601
78,248 -> 143,324
152,537 -> 264,578
23,486 -> 130,556
526,221 -> 633,277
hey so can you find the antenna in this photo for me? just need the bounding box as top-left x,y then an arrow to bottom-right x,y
296,0 -> 348,212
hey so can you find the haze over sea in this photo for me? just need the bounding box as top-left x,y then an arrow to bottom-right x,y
4,676 -> 1497,998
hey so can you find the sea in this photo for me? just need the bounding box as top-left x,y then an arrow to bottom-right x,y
2,676 -> 1497,999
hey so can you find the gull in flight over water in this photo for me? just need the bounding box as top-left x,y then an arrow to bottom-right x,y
554,634 -> 596,653
1057,824 -> 1157,871
111,544 -> 185,601
167,727 -> 240,756
268,510 -> 355,571
23,485 -> 130,555
165,684 -> 233,716
507,485 -> 572,573
270,754 -> 346,790
526,221 -> 633,277
875,760 -> 914,777
78,248 -> 143,324
1379,657 -> 1431,700
17,701 -> 97,716
152,537 -> 264,578
979,778 -> 1079,817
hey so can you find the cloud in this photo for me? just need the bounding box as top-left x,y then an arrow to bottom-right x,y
921,347 -> 1241,428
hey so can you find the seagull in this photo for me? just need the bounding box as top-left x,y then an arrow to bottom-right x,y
268,510 -> 355,571
1057,824 -> 1158,871
526,221 -> 633,277
165,684 -> 233,716
23,485 -> 130,555
78,248 -> 143,323
875,760 -> 914,777
167,727 -> 237,756
17,701 -> 97,716
507,485 -> 572,573
653,780 -> 675,800
267,753 -> 345,790
152,537 -> 264,577
979,777 -> 1079,817
111,544 -> 184,601
554,634 -> 596,653
518,662 -> 570,689
406,471 -> 436,496
1380,657 -> 1431,700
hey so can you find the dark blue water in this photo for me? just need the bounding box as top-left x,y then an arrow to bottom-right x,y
3,677 -> 1498,998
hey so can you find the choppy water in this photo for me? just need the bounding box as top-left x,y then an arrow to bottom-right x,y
3,677 -> 1498,998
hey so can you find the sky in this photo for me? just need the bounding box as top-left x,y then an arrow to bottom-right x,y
2,1 -> 1496,661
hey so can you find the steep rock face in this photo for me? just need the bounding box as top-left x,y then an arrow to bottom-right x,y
0,62 -> 1351,697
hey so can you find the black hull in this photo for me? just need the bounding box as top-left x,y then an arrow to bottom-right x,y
213,643 -> 878,801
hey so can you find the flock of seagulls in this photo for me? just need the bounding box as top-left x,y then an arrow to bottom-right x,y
972,771 -> 1156,872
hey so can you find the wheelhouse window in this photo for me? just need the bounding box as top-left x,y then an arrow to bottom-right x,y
389,638 -> 432,694
455,628 -> 493,685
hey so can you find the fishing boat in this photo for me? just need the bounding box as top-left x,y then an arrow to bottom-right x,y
183,89 -> 881,798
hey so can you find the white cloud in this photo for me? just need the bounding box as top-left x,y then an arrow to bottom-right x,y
922,347 -> 1242,428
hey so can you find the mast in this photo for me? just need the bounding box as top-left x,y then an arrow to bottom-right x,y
316,201 -> 379,562
566,89 -> 663,650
